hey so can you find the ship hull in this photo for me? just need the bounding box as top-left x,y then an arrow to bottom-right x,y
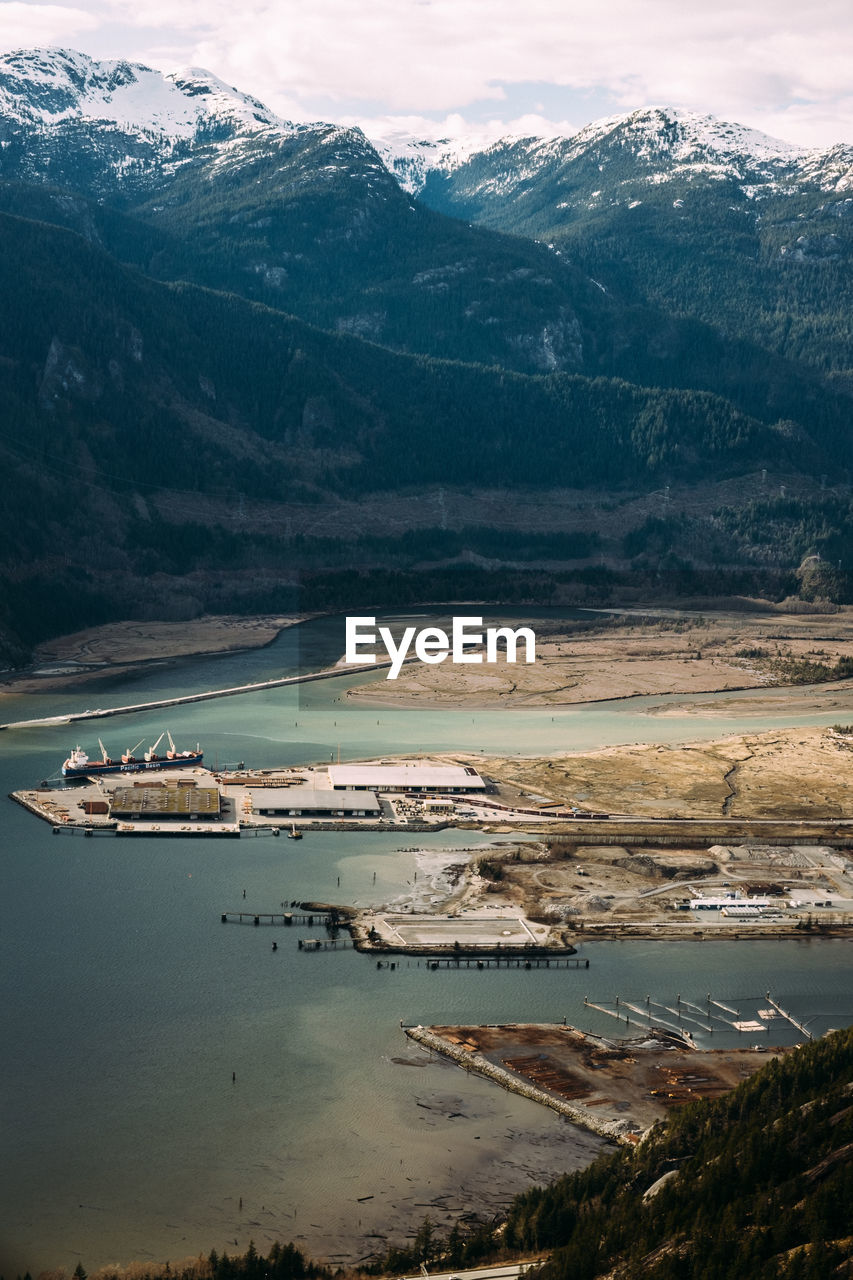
62,753 -> 204,778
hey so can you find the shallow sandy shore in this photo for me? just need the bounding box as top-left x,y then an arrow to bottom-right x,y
0,614 -> 304,696
647,682 -> 853,720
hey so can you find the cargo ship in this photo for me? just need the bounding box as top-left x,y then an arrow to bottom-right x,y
61,732 -> 203,778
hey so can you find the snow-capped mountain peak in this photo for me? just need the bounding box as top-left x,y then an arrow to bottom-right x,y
370,127 -> 500,195
162,67 -> 287,135
567,105 -> 810,164
0,47 -> 292,140
368,104 -> 853,204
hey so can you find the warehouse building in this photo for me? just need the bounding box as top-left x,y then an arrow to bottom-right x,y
110,786 -> 221,821
326,762 -> 485,793
249,786 -> 381,818
689,895 -> 776,910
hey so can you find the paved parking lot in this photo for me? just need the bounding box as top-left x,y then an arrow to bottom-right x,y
377,912 -> 540,946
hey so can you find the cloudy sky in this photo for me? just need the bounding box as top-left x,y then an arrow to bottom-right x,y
2,0 -> 852,146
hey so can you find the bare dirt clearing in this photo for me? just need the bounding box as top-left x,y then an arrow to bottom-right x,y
423,1025 -> 791,1136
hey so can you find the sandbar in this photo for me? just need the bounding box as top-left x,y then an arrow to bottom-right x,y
347,605 -> 853,708
0,614 -> 304,695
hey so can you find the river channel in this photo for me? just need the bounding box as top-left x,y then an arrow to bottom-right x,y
1,610 -> 851,1274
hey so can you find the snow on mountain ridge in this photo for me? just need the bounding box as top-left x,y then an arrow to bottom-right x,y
367,107 -> 832,199
2,52 -> 849,199
796,142 -> 853,193
566,106 -> 809,164
371,128 -> 501,194
0,47 -> 295,141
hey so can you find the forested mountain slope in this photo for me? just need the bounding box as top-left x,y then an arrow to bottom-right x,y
1,53 -> 852,658
411,109 -> 853,377
504,1027 -> 853,1279
1,209 -> 788,539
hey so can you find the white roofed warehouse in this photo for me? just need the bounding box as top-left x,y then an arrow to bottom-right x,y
326,763 -> 486,792
247,787 -> 381,817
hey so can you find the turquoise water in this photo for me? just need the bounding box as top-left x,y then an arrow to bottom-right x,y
2,612 -> 852,1274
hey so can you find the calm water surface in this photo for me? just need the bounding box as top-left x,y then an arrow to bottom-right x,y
2,612 -> 852,1274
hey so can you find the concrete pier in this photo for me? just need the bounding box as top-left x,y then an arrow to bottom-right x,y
765,995 -> 813,1040
220,910 -> 333,926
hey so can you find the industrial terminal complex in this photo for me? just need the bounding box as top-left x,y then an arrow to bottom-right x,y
12,748 -> 853,947
14,758 -> 500,835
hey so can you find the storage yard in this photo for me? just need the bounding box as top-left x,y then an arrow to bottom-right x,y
412,835 -> 853,943
405,1023 -> 793,1141
11,759 -> 496,836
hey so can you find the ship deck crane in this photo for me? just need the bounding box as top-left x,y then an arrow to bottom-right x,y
144,732 -> 165,762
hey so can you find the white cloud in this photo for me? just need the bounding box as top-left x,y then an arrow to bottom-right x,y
1,0 -> 851,146
0,2 -> 98,47
748,99 -> 853,149
175,0 -> 853,144
347,109 -> 581,153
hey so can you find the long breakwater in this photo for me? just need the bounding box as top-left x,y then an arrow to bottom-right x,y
0,659 -> 389,730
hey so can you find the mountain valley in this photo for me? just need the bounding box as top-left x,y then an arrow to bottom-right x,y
0,50 -> 851,659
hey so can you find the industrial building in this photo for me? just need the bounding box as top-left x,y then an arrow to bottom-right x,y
110,786 -> 221,821
690,895 -> 776,910
422,798 -> 455,814
248,786 -> 381,818
326,762 -> 485,793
